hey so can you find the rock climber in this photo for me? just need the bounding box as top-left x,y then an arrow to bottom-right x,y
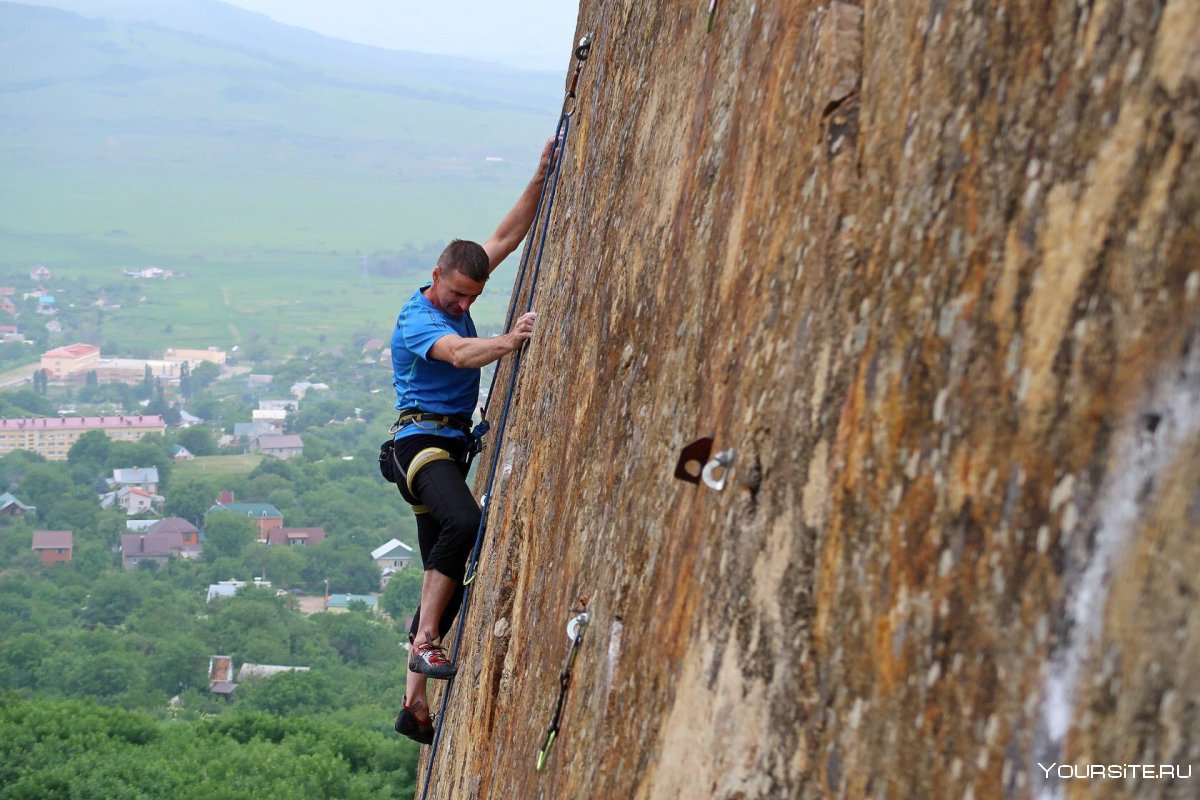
391,137 -> 554,745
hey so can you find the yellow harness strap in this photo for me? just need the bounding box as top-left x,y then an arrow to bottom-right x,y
406,446 -> 454,499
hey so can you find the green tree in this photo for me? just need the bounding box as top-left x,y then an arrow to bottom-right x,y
203,512 -> 258,560
207,591 -> 292,664
67,429 -> 112,472
137,364 -> 153,400
190,361 -> 220,392
177,426 -> 217,456
81,573 -> 147,627
21,463 -> 75,521
313,612 -> 389,664
238,670 -> 334,715
380,567 -> 423,621
164,476 -> 219,525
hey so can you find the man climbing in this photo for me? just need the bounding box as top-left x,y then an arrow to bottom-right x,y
391,138 -> 554,745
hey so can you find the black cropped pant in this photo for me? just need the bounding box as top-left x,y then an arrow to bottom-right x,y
393,435 -> 479,643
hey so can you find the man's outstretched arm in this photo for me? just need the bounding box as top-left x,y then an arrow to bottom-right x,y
483,138 -> 557,273
428,312 -> 537,369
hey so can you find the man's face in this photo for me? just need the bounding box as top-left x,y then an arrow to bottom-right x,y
428,265 -> 485,317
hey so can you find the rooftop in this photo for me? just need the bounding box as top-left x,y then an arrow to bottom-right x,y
32,530 -> 72,549
0,415 -> 164,431
43,343 -> 99,359
208,502 -> 283,519
256,434 -> 303,449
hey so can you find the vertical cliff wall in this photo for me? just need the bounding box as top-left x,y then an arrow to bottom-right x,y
423,2 -> 1199,798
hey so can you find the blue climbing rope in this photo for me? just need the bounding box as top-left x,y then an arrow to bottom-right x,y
417,35 -> 592,800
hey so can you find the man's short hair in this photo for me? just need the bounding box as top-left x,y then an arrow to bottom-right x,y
437,239 -> 489,282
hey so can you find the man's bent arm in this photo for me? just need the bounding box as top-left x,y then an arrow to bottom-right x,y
483,139 -> 555,272
428,333 -> 520,370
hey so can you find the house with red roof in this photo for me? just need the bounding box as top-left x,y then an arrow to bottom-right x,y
40,343 -> 100,379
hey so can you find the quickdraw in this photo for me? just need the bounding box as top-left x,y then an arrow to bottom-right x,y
536,605 -> 590,772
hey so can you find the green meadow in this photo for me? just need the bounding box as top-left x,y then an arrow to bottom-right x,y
0,163 -> 530,352
173,453 -> 264,478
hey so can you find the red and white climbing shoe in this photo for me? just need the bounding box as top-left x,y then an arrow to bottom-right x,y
395,697 -> 435,745
408,641 -> 457,680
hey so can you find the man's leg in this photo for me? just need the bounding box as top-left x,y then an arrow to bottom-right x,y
402,510 -> 442,725
406,458 -> 480,677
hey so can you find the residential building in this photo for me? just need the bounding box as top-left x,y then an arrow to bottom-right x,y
31,530 -> 72,566
250,434 -> 303,460
233,422 -> 275,439
169,444 -> 195,461
0,415 -> 165,460
251,409 -> 287,431
40,343 -> 100,379
325,594 -> 378,614
164,347 -> 226,366
29,265 -> 51,281
101,485 -> 161,515
264,527 -> 325,547
207,502 -> 284,538
205,578 -> 272,603
178,410 -> 203,427
111,466 -> 160,494
0,492 -> 35,516
237,664 -> 310,681
209,655 -> 237,700
120,531 -> 201,569
257,399 -> 295,412
91,358 -> 180,385
291,381 -> 329,398
149,517 -> 200,545
372,539 -> 416,588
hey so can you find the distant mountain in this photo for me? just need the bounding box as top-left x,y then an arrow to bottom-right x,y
4,0 -> 561,106
0,1 -> 561,178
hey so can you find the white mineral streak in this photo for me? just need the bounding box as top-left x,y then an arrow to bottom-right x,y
1035,344 -> 1200,799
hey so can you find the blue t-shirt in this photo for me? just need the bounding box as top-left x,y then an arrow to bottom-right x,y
391,284 -> 479,442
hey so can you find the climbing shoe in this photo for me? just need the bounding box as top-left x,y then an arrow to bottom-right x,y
395,698 -> 434,745
408,641 -> 457,679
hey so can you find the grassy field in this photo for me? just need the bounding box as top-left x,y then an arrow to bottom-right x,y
0,163 -> 532,352
173,453 -> 265,478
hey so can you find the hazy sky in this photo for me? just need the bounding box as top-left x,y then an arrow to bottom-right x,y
221,0 -> 580,71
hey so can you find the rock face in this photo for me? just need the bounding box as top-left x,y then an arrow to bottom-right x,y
422,2 -> 1199,799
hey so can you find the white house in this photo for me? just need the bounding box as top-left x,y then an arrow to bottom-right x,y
100,486 -> 162,516
372,538 -> 416,588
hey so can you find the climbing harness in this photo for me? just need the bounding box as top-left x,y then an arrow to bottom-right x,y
417,33 -> 594,800
393,409 -> 474,438
536,605 -> 591,772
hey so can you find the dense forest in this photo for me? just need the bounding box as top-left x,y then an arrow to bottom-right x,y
0,336 -> 432,796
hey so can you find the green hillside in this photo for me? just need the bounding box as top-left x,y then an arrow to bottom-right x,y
0,2 -> 561,354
